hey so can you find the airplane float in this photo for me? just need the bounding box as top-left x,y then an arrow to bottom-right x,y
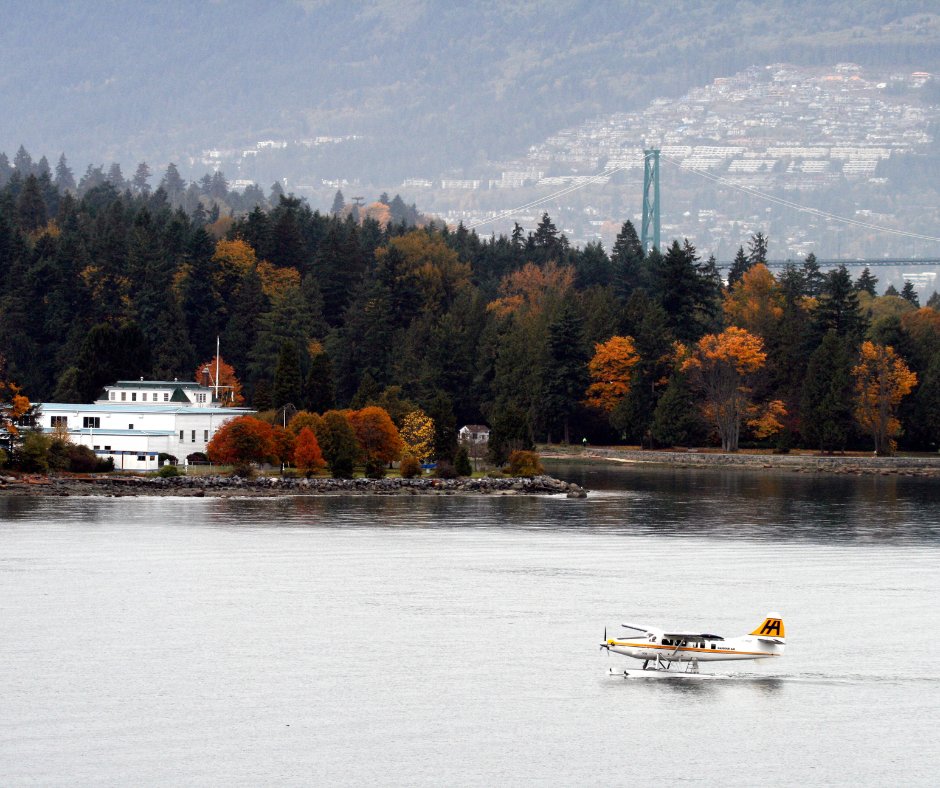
600,614 -> 785,678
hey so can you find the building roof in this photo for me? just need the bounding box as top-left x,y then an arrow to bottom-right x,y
39,402 -> 254,416
460,424 -> 490,432
41,427 -> 176,437
111,380 -> 211,390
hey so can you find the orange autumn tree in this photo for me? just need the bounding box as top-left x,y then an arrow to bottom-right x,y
294,427 -> 326,476
193,356 -> 244,406
852,342 -> 918,456
681,327 -> 767,452
487,262 -> 575,319
0,355 -> 32,440
206,415 -> 277,467
348,406 -> 403,476
584,336 -> 641,414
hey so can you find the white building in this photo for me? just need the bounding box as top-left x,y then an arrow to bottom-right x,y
39,380 -> 253,471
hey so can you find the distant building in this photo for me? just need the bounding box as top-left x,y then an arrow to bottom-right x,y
38,380 -> 253,471
458,425 -> 490,445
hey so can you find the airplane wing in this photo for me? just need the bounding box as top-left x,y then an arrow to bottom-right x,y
662,631 -> 725,641
621,622 -> 653,633
755,636 -> 784,644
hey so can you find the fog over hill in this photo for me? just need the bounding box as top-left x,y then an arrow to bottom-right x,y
2,0 -> 939,183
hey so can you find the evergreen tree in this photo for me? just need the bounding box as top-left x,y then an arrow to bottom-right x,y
222,268 -> 267,381
900,281 -> 920,307
854,267 -> 878,296
273,341 -> 302,409
747,231 -> 768,266
802,253 -> 825,297
426,390 -> 458,463
653,239 -> 704,343
574,241 -> 613,289
813,265 -> 866,344
330,189 -> 345,215
159,163 -> 186,204
0,152 -> 12,186
107,163 -> 126,191
611,220 -> 645,300
16,175 -> 47,231
305,351 -> 336,413
650,375 -> 705,447
801,330 -> 855,453
540,302 -> 589,444
54,154 -> 76,193
13,145 -> 33,175
727,246 -> 750,288
132,162 -> 152,194
884,284 -> 900,297
927,292 -> 940,310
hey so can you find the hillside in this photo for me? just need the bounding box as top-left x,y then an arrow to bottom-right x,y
2,1 -> 939,182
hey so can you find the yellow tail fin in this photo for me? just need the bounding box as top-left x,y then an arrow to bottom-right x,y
750,615 -> 785,638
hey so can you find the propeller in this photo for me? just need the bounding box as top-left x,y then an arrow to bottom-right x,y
600,626 -> 609,651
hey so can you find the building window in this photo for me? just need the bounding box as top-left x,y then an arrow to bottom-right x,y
83,417 -> 100,429
109,392 -> 115,401
131,393 -> 137,402
196,393 -> 206,403
93,445 -> 100,450
137,455 -> 146,462
51,416 -> 68,427
121,392 -> 126,401
128,424 -> 134,430
164,393 -> 169,401
204,430 -> 209,441
179,430 -> 184,441
104,445 -> 111,451
191,430 -> 196,442
142,393 -> 147,401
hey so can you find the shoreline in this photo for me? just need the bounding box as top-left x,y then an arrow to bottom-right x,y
542,447 -> 940,478
0,473 -> 589,498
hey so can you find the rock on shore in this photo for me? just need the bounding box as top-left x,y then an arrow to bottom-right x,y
0,474 -> 588,498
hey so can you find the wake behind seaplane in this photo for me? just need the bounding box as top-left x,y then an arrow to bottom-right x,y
601,614 -> 785,678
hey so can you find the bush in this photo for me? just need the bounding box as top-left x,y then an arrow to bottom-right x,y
158,452 -> 178,466
434,461 -> 458,479
454,445 -> 472,477
399,453 -> 421,478
364,457 -> 386,479
157,464 -> 182,478
485,469 -> 505,479
95,456 -> 115,472
507,450 -> 544,477
231,463 -> 255,479
186,452 -> 208,464
17,431 -> 51,473
66,444 -> 99,473
0,447 -> 7,467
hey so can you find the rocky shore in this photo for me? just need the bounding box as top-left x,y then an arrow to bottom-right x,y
0,473 -> 589,498
555,447 -> 940,477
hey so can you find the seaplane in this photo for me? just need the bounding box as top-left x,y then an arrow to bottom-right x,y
600,614 -> 785,678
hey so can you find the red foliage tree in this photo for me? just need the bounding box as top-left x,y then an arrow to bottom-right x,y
206,415 -> 277,465
348,406 -> 403,463
294,427 -> 326,476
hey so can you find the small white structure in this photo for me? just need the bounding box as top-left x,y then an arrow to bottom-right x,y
458,425 -> 490,445
39,380 -> 253,471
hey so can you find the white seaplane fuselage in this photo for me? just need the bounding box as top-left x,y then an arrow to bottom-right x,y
606,634 -> 783,663
602,615 -> 786,672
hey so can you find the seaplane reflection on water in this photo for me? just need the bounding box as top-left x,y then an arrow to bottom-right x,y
601,614 -> 785,679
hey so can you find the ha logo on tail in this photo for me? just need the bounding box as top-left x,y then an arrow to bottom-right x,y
600,613 -> 786,677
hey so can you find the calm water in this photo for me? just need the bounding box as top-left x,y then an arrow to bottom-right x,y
1,462 -> 938,786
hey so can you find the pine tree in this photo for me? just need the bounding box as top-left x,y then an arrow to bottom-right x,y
747,231 -> 768,266
540,302 -> 589,444
650,375 -> 704,447
54,154 -> 76,193
330,189 -> 345,215
854,267 -> 878,296
813,265 -> 867,344
802,253 -> 825,297
611,220 -> 645,300
132,162 -> 152,194
305,351 -> 336,413
900,281 -> 920,307
727,246 -> 750,287
16,175 -> 47,231
801,330 -> 855,453
273,341 -> 302,409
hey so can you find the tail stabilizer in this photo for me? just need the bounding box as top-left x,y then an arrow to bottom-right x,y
750,614 -> 785,639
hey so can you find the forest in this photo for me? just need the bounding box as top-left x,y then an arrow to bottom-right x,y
2,147 -> 940,460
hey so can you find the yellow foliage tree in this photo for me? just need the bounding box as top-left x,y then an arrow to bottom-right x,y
852,342 -> 918,455
376,231 -> 472,314
747,399 -> 788,440
723,263 -> 784,341
584,336 -> 641,413
256,260 -> 301,300
681,327 -> 767,451
487,262 -> 575,318
399,409 -> 435,462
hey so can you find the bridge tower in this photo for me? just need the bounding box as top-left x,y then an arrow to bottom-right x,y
641,149 -> 661,254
